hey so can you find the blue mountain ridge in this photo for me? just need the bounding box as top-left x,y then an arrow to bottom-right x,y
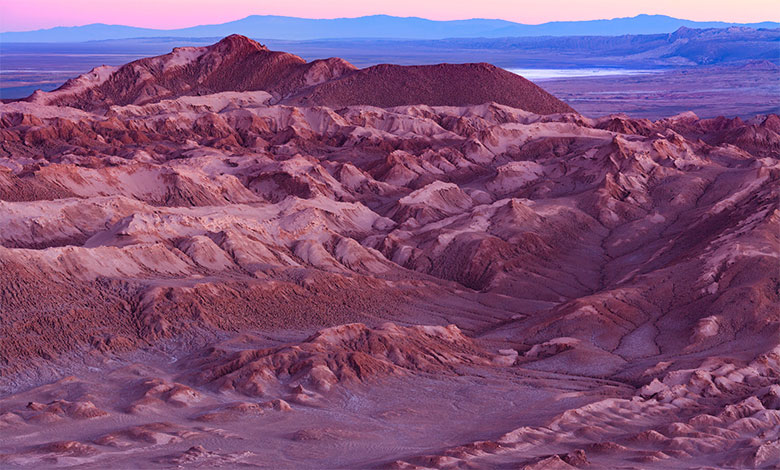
2,14 -> 778,42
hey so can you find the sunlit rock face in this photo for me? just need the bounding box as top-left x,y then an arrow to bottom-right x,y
0,35 -> 778,470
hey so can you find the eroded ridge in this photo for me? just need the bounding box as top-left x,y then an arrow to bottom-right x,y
0,51 -> 778,468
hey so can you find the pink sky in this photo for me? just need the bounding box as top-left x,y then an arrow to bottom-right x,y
1,0 -> 778,31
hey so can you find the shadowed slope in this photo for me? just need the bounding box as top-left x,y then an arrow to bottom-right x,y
282,62 -> 575,114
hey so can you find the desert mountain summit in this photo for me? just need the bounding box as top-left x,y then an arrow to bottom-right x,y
24,34 -> 575,114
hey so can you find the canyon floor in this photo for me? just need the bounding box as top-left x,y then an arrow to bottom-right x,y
0,36 -> 778,469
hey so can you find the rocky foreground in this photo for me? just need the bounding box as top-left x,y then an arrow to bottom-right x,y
0,36 -> 778,469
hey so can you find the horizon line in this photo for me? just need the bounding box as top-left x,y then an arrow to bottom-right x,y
3,12 -> 779,35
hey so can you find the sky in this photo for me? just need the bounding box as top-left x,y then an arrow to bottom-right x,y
1,0 -> 778,32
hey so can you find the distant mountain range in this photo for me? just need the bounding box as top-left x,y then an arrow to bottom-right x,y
2,14 -> 779,42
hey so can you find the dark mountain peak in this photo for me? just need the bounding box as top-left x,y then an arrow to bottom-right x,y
213,34 -> 268,53
23,35 -> 573,115
283,61 -> 575,114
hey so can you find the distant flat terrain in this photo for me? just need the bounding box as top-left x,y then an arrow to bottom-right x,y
541,66 -> 780,118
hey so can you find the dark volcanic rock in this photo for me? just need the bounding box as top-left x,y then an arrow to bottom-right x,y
25,35 -> 574,115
